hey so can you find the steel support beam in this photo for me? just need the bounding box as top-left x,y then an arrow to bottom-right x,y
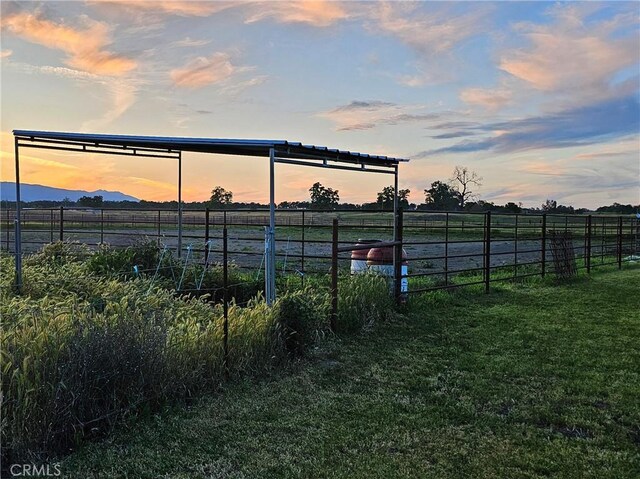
177,151 -> 183,257
274,158 -> 395,175
393,165 -> 399,294
266,147 -> 276,305
14,138 -> 22,292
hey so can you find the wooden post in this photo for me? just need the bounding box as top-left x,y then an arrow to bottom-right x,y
331,219 -> 338,332
100,208 -> 104,244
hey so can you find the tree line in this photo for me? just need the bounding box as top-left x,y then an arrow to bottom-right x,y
3,166 -> 638,214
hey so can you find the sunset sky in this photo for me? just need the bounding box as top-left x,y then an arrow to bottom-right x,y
1,1 -> 638,208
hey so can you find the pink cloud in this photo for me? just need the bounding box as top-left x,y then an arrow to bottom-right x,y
170,52 -> 251,88
459,87 -> 512,110
499,4 -> 638,95
91,0 -> 238,17
1,9 -> 136,76
245,1 -> 349,27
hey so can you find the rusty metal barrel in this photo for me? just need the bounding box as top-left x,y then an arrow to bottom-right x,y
350,239 -> 382,274
367,245 -> 408,293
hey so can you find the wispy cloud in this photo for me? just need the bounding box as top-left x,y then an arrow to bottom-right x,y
245,1 -> 349,27
91,1 -> 238,18
171,37 -> 211,48
82,80 -> 138,131
319,100 -> 442,131
7,61 -> 139,130
1,7 -> 137,76
170,52 -> 252,88
0,49 -> 12,59
420,94 -> 640,156
499,3 -> 639,101
460,86 -> 512,110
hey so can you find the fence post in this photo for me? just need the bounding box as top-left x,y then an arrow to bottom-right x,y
444,213 -> 449,285
222,224 -> 229,379
204,207 -> 210,265
586,215 -> 592,273
59,206 -> 64,242
514,214 -> 519,279
331,218 -> 338,332
394,208 -> 404,304
100,208 -> 104,244
541,214 -> 547,278
6,210 -> 11,251
617,216 -> 623,269
301,210 -> 305,286
484,211 -> 491,294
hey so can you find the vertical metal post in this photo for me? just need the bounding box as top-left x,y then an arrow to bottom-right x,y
586,215 -> 592,273
444,213 -> 449,285
177,151 -> 183,258
301,210 -> 305,286
100,208 -> 104,244
484,211 -> 491,294
6,210 -> 11,252
204,207 -> 210,265
394,208 -> 404,304
617,216 -> 623,269
392,166 -> 399,280
223,224 -> 229,379
49,209 -> 53,244
59,206 -> 64,242
331,218 -> 338,332
14,139 -> 23,291
514,214 -> 519,279
541,214 -> 547,277
266,147 -> 276,305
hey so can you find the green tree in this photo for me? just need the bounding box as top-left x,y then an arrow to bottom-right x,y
423,181 -> 459,210
209,186 -> 233,208
503,202 -> 522,213
376,186 -> 410,210
541,199 -> 557,212
77,195 -> 103,207
309,182 -> 339,210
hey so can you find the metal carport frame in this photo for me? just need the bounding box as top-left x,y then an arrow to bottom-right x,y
12,130 -> 409,303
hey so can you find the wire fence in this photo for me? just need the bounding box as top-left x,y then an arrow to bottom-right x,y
2,206 -> 639,299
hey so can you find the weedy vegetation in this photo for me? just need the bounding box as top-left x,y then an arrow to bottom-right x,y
0,242 -> 394,467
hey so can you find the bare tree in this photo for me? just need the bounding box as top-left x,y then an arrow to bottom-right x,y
450,166 -> 482,209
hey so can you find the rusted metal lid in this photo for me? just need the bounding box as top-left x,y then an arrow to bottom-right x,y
367,246 -> 408,265
351,239 -> 383,260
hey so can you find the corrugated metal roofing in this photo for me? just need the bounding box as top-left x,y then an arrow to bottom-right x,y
13,130 -> 409,167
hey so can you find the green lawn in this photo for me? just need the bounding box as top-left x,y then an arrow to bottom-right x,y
63,267 -> 639,478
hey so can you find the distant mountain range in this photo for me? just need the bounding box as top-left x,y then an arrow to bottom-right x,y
0,182 -> 139,202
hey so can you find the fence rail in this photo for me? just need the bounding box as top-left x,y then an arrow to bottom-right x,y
2,207 -> 638,298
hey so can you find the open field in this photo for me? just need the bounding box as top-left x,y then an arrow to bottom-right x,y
62,266 -> 640,478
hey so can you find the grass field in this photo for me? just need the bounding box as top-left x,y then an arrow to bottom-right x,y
62,266 -> 640,478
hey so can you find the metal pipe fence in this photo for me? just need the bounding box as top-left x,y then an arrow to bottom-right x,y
2,206 -> 638,297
